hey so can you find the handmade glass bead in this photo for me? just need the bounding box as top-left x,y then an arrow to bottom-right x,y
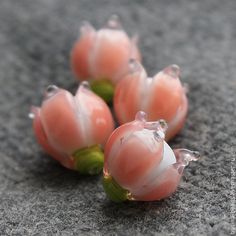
114,61 -> 188,140
30,82 -> 114,175
103,111 -> 199,202
71,15 -> 141,103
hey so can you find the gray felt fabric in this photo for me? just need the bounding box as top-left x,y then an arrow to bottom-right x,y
0,0 -> 235,235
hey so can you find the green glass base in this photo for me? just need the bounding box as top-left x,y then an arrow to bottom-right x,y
90,79 -> 114,104
102,175 -> 130,202
73,145 -> 104,175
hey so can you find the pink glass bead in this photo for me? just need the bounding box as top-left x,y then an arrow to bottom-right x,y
114,61 -> 188,140
103,111 -> 199,202
30,82 -> 114,175
70,15 -> 141,103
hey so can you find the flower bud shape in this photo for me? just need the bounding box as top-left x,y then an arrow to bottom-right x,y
30,82 -> 114,175
103,111 -> 199,202
114,61 -> 188,140
71,15 -> 141,103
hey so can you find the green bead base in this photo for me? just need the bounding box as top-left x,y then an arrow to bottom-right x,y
73,145 -> 104,175
102,175 -> 130,202
90,79 -> 114,104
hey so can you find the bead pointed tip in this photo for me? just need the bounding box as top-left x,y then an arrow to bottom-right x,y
135,111 -> 147,122
129,59 -> 142,74
107,14 -> 122,29
80,81 -> 91,90
80,21 -> 94,35
163,64 -> 180,78
173,149 -> 200,174
44,85 -> 59,99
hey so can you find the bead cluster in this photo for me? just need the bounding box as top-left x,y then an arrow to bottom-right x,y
30,15 -> 200,202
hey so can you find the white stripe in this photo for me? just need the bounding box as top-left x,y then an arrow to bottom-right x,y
74,88 -> 94,146
139,76 -> 154,111
168,93 -> 188,133
130,141 -> 176,196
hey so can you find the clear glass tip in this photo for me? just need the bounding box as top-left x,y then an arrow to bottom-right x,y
80,81 -> 91,90
174,149 -> 200,174
163,64 -> 180,78
106,14 -> 122,29
129,59 -> 142,74
80,21 -> 95,36
44,85 -> 59,99
135,111 -> 147,123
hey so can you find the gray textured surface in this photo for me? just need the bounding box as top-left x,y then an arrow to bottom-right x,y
0,0 -> 235,235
